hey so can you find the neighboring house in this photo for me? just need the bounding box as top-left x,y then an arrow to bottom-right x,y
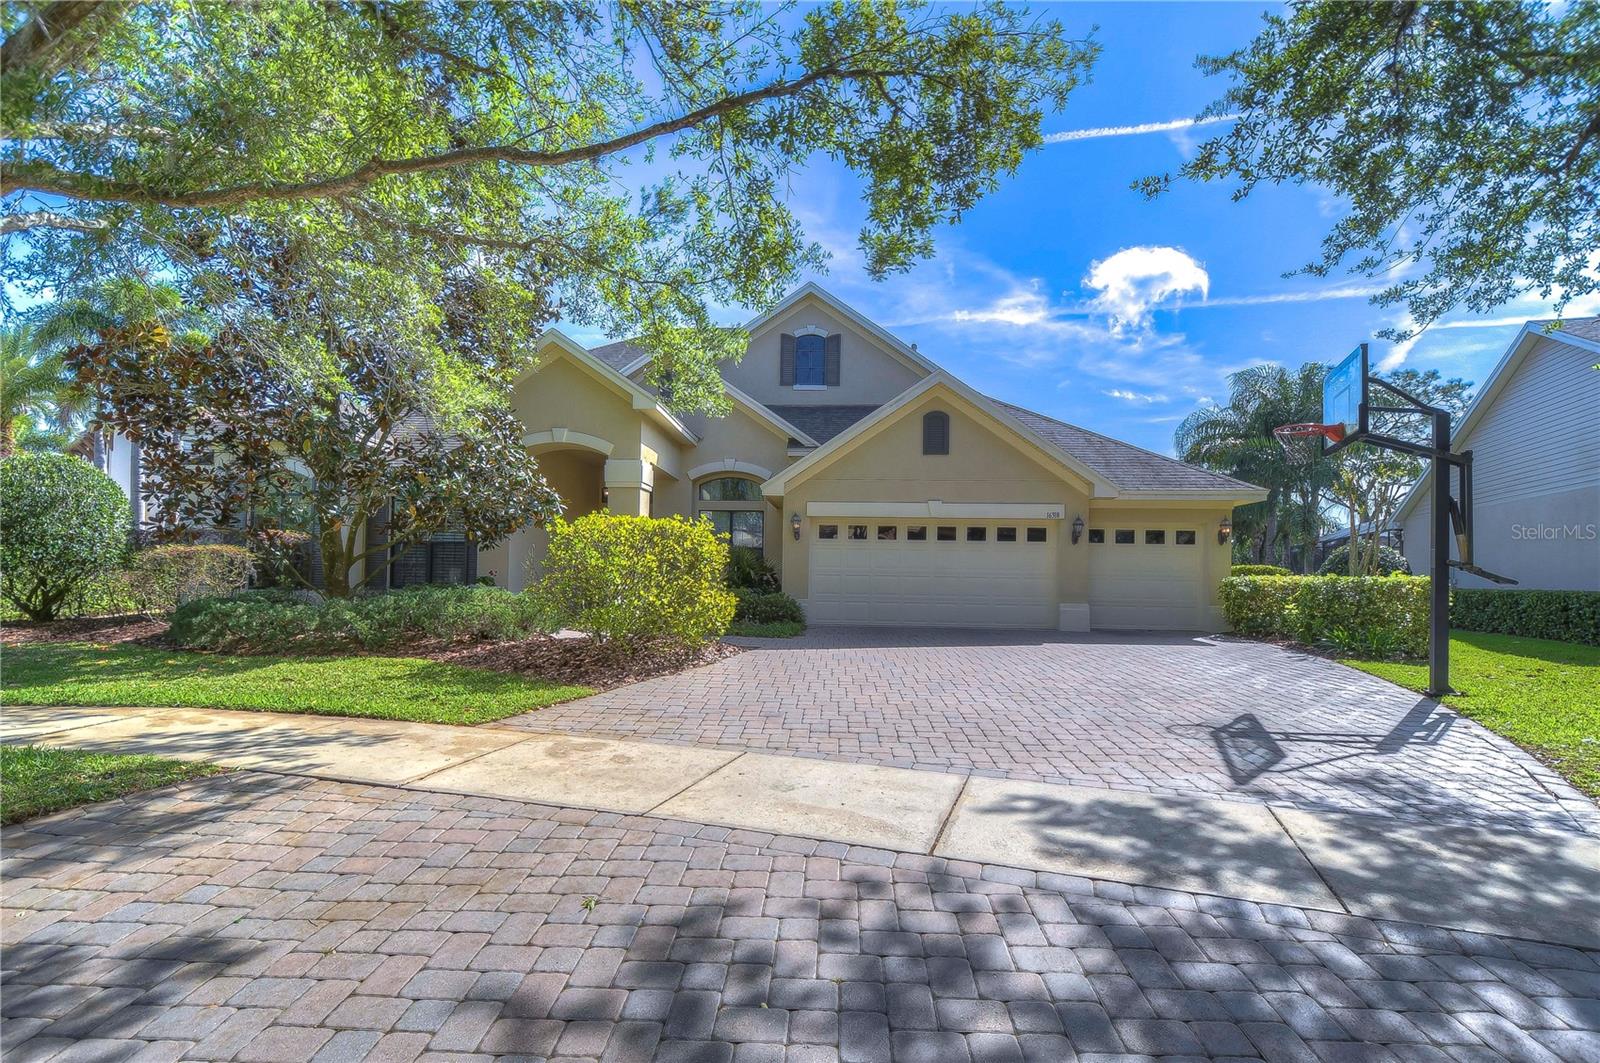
480,284 -> 1266,630
1394,318 -> 1600,592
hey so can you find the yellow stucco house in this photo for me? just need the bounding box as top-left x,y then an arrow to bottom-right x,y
474,284 -> 1266,631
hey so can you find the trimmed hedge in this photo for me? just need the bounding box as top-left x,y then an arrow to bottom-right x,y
732,589 -> 804,625
1452,589 -> 1600,646
169,585 -> 555,653
123,544 -> 255,615
538,513 -> 736,647
1220,574 -> 1430,658
1230,564 -> 1293,577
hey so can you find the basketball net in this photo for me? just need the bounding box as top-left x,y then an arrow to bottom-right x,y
1273,422 -> 1345,465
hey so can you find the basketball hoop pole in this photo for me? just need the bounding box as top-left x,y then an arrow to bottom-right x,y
1428,409 -> 1452,697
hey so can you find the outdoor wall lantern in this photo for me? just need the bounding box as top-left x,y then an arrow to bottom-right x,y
1218,516 -> 1233,545
791,512 -> 803,540
1071,515 -> 1085,545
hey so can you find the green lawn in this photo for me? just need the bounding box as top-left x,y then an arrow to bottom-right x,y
1,745 -> 225,825
727,620 -> 806,638
1343,631 -> 1600,799
3,643 -> 594,725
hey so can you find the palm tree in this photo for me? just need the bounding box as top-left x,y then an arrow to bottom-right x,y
0,325 -> 90,458
21,279 -> 210,465
1175,362 -> 1335,570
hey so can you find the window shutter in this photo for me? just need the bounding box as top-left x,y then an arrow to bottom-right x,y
824,334 -> 841,386
366,501 -> 392,591
780,333 -> 796,385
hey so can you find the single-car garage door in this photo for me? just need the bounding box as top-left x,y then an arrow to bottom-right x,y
1087,525 -> 1204,629
808,520 -> 1057,628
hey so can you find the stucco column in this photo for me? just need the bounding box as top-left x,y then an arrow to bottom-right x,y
604,458 -> 654,517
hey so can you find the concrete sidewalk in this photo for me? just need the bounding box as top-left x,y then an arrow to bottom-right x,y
6,703 -> 1598,950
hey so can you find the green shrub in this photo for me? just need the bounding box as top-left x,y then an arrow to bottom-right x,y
732,588 -> 804,625
1218,576 -> 1302,636
1452,589 -> 1600,646
1317,542 -> 1410,576
1220,574 -> 1430,657
0,453 -> 131,621
169,585 -> 554,653
122,544 -> 255,615
1230,564 -> 1293,577
538,513 -> 736,647
726,545 -> 781,592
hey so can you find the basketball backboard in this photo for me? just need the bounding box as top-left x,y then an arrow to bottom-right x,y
1322,342 -> 1368,452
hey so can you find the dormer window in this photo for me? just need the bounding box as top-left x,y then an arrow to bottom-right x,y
794,334 -> 826,386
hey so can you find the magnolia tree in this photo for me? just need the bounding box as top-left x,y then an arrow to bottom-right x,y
70,324 -> 559,598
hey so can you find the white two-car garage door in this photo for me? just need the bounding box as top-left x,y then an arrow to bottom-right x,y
1087,525 -> 1204,630
808,520 -> 1057,628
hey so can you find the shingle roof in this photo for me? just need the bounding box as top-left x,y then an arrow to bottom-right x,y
992,400 -> 1262,493
588,339 -> 649,373
765,405 -> 882,445
1538,316 -> 1600,346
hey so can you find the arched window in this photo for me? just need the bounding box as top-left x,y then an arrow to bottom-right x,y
696,477 -> 764,548
922,410 -> 950,455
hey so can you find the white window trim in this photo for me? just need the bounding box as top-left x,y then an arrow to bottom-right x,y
791,383 -> 828,391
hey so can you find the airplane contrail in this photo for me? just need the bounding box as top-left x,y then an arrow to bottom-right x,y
1044,114 -> 1241,143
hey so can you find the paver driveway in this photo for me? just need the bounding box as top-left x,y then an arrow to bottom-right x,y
6,773 -> 1600,1063
508,628 -> 1593,835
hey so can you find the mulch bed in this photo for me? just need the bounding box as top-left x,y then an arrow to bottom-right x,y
2,615 -> 743,692
422,636 -> 743,691
1,615 -> 169,647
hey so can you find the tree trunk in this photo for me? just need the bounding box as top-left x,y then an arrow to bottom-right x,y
319,526 -> 353,598
0,418 -> 14,458
1262,493 -> 1280,567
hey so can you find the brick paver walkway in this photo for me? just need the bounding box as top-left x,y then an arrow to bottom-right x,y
5,773 -> 1599,1063
506,628 -> 1593,835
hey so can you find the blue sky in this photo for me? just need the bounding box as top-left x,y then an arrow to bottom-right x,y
641,1 -> 1595,458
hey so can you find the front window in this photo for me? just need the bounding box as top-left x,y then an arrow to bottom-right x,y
696,476 -> 763,548
795,334 -> 826,386
698,477 -> 763,502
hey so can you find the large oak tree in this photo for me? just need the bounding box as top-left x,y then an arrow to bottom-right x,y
4,0 -> 1097,412
1144,1 -> 1600,339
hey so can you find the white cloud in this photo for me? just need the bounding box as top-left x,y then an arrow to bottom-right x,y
948,283 -> 1055,328
1084,246 -> 1209,333
1043,114 -> 1240,144
1104,389 -> 1169,404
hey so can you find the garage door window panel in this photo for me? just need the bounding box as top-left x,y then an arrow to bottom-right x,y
848,525 -> 867,540
1145,530 -> 1166,545
966,527 -> 987,542
1088,529 -> 1105,544
818,524 -> 838,540
907,526 -> 928,541
877,526 -> 898,540
1114,529 -> 1135,544
1176,530 -> 1196,545
937,526 -> 957,541
997,527 -> 1017,542
1027,527 -> 1047,543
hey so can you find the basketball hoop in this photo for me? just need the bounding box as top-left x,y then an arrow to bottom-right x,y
1273,422 -> 1345,464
